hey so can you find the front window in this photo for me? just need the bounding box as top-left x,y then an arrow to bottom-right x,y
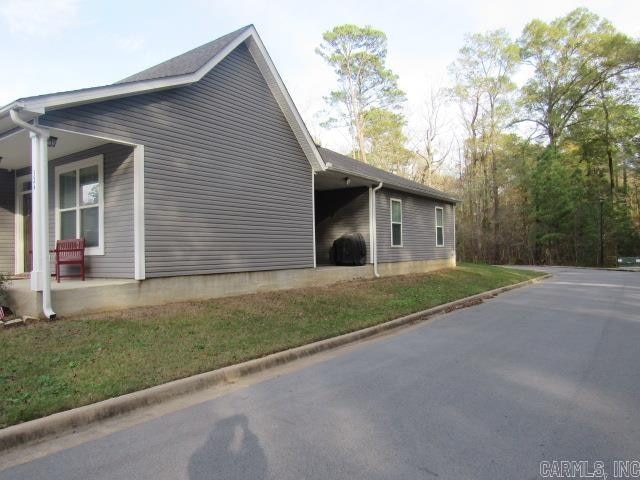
55,156 -> 104,255
391,198 -> 403,247
435,207 -> 444,247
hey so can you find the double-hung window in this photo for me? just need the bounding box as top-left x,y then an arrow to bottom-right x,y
55,155 -> 104,255
435,206 -> 444,247
391,198 -> 403,247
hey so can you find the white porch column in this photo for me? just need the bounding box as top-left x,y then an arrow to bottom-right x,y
29,131 -> 43,291
9,109 -> 56,318
29,130 -> 52,299
133,144 -> 146,280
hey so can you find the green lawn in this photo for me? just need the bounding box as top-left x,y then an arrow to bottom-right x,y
0,263 -> 542,428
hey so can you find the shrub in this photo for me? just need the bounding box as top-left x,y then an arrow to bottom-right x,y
0,273 -> 10,306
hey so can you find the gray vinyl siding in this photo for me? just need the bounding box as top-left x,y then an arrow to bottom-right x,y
0,169 -> 15,274
376,188 -> 455,263
315,187 -> 370,265
46,143 -> 134,278
40,43 -> 314,277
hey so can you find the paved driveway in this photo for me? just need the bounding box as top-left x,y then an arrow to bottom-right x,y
2,267 -> 639,479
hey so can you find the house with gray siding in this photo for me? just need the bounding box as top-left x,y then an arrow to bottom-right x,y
0,25 -> 457,318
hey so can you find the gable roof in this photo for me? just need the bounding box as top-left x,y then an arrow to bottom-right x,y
117,26 -> 252,84
318,147 -> 459,203
0,25 -> 325,171
0,26 -> 459,203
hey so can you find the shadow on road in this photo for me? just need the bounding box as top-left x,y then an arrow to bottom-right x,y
188,414 -> 267,480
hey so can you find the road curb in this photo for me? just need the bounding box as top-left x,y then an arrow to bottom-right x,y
509,264 -> 639,273
0,272 -> 551,451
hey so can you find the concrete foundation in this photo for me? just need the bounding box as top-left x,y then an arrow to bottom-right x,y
377,257 -> 456,276
7,258 -> 456,318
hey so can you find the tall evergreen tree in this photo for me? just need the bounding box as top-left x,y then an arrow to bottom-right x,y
316,24 -> 405,163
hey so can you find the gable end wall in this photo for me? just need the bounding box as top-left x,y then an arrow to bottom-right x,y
40,43 -> 314,277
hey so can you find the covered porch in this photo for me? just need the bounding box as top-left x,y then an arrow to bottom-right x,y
314,169 -> 379,267
0,112 -> 144,319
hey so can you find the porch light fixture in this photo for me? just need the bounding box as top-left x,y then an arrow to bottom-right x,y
47,136 -> 58,148
344,177 -> 351,186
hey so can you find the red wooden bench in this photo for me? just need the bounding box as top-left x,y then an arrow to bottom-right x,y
51,239 -> 86,282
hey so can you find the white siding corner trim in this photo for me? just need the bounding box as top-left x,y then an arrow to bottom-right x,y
368,186 -> 374,264
453,205 -> 456,253
134,144 -> 145,280
311,171 -> 317,268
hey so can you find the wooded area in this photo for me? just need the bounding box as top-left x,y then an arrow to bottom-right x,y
316,9 -> 640,266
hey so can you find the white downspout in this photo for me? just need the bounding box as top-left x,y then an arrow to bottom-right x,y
371,182 -> 383,278
10,109 -> 56,320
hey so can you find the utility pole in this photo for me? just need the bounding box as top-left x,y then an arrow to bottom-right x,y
599,198 -> 604,268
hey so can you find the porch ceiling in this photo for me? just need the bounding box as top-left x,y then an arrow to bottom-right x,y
315,170 -> 374,191
0,129 -> 110,170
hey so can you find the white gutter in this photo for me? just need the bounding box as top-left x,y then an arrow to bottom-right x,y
371,182 -> 383,278
9,109 -> 56,320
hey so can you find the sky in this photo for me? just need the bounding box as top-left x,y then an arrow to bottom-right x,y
1,0 -> 638,154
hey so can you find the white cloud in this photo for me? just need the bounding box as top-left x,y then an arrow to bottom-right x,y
0,0 -> 80,36
113,34 -> 146,53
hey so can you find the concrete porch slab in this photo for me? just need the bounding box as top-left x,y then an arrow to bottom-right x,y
7,278 -> 138,319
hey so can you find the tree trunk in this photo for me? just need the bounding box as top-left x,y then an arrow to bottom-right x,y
600,87 -> 615,196
355,114 -> 367,164
491,150 -> 500,263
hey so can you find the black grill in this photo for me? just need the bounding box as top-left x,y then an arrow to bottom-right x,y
330,233 -> 367,266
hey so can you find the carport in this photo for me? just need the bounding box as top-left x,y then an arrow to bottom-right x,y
314,168 -> 378,267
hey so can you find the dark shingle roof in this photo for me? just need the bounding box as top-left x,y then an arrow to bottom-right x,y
116,25 -> 252,85
318,147 -> 459,203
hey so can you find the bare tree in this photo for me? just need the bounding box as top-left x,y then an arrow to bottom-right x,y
411,87 -> 454,184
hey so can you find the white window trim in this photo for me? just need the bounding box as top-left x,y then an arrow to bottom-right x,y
390,198 -> 403,247
435,206 -> 444,247
54,155 -> 105,256
14,174 -> 32,274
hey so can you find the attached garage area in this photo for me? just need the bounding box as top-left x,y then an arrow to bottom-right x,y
314,148 -> 459,272
313,165 -> 375,267
314,187 -> 371,266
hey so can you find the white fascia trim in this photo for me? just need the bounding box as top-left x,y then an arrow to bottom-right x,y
133,145 -> 146,280
244,28 -> 326,172
0,77 -> 191,115
0,30 -> 254,116
2,27 -> 326,174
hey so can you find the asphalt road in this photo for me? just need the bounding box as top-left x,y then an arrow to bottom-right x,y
2,267 -> 639,479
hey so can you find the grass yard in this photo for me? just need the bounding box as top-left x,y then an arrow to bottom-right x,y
0,263 -> 542,428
